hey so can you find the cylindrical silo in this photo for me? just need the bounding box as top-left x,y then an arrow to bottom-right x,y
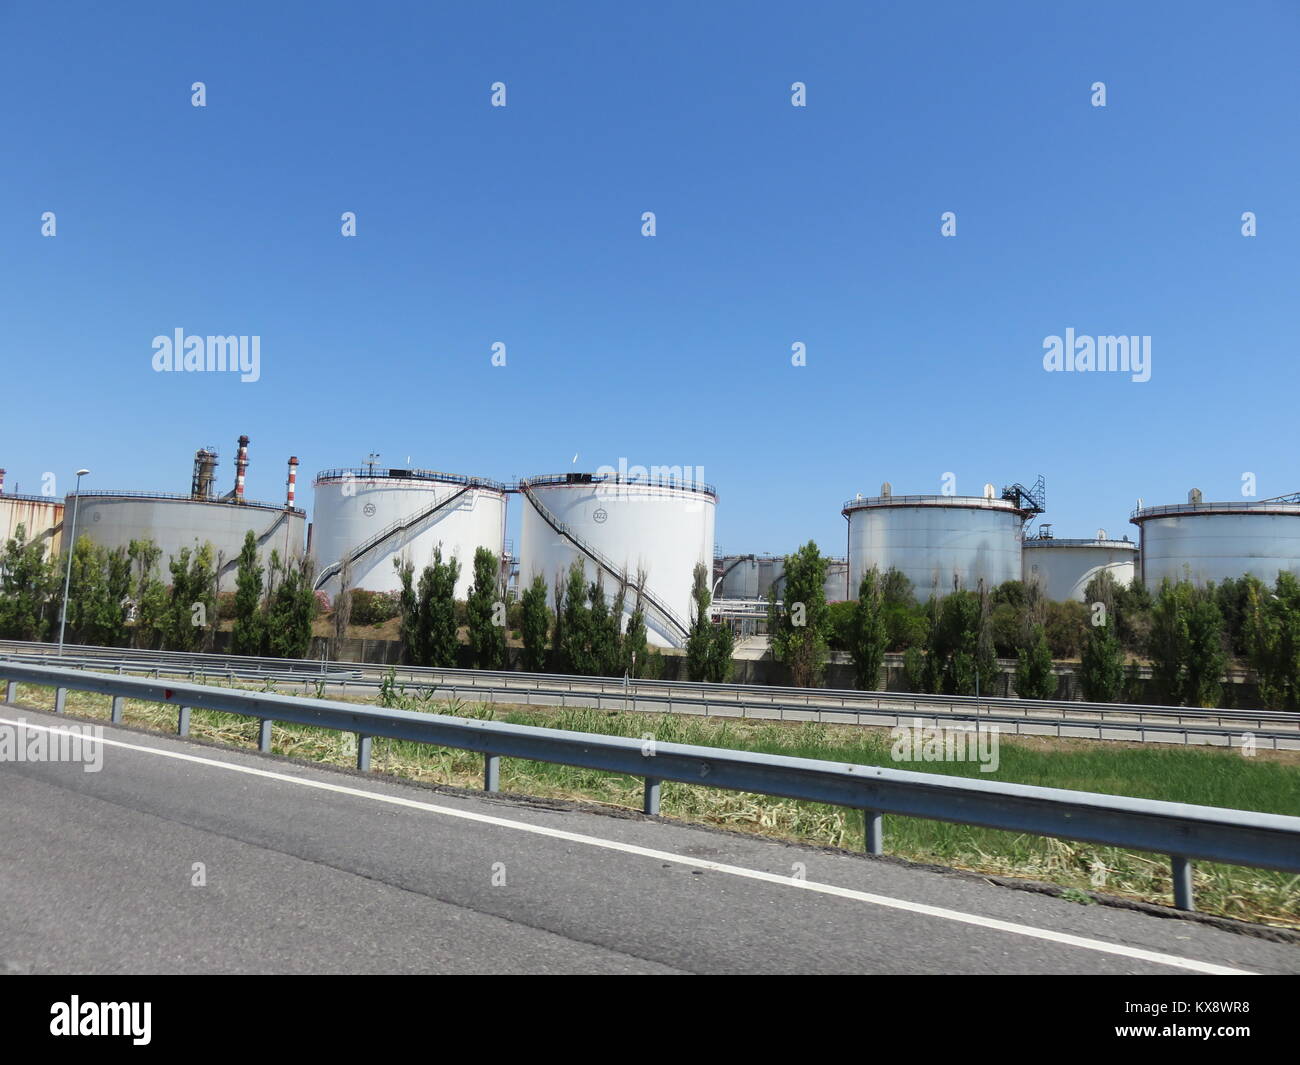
311,466 -> 507,601
518,471 -> 716,648
757,556 -> 786,598
0,492 -> 65,553
823,558 -> 849,602
1022,532 -> 1138,601
843,492 -> 1026,600
717,555 -> 760,599
66,493 -> 306,592
1131,495 -> 1300,589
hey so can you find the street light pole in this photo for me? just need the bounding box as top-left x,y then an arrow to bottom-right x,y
57,468 -> 90,655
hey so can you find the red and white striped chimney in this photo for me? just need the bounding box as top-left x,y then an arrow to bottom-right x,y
286,456 -> 298,507
235,435 -> 250,500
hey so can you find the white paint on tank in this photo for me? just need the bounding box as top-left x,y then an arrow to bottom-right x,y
845,495 -> 1023,600
1022,539 -> 1138,601
1133,502 -> 1300,589
518,475 -> 715,649
310,472 -> 506,601
65,494 -> 306,592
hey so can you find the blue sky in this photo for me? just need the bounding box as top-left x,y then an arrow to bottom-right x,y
1,0 -> 1296,558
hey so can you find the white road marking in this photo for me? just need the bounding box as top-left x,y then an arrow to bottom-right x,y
0,713 -> 1257,975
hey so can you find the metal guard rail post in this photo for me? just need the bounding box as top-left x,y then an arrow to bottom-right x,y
4,660 -> 1300,914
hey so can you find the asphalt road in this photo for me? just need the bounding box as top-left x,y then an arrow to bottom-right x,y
1,703 -> 1297,975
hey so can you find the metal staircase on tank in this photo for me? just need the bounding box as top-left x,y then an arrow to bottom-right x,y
1001,475 -> 1047,522
215,508 -> 295,581
313,486 -> 473,591
519,481 -> 691,645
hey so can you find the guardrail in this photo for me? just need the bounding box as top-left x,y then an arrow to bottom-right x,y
0,638 -> 1293,731
4,662 -> 1300,914
6,649 -> 1298,748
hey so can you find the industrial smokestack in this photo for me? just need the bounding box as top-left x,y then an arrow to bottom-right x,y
192,448 -> 219,500
235,435 -> 250,500
0,468 -> 5,496
286,456 -> 298,507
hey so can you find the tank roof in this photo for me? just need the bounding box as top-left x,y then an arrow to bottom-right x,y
314,466 -> 506,492
0,493 -> 64,506
1023,537 -> 1137,551
522,471 -> 717,499
842,494 -> 1024,516
67,490 -> 305,516
1131,500 -> 1300,522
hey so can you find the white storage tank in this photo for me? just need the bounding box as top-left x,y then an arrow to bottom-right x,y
518,471 -> 716,648
65,493 -> 306,591
0,487 -> 64,553
1022,528 -> 1138,601
1131,490 -> 1300,589
843,487 -> 1026,600
64,439 -> 306,592
311,466 -> 507,601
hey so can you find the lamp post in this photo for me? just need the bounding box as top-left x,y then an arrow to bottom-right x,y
58,468 -> 90,654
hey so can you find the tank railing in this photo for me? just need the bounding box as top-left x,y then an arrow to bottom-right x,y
1131,501 -> 1300,520
518,482 -> 692,642
841,494 -> 1021,511
313,487 -> 473,590
313,468 -> 506,491
519,472 -> 718,498
66,489 -> 304,514
1023,538 -> 1138,548
0,492 -> 63,505
719,553 -> 847,565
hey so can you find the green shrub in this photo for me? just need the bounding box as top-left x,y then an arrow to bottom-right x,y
349,589 -> 400,627
826,600 -> 856,651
